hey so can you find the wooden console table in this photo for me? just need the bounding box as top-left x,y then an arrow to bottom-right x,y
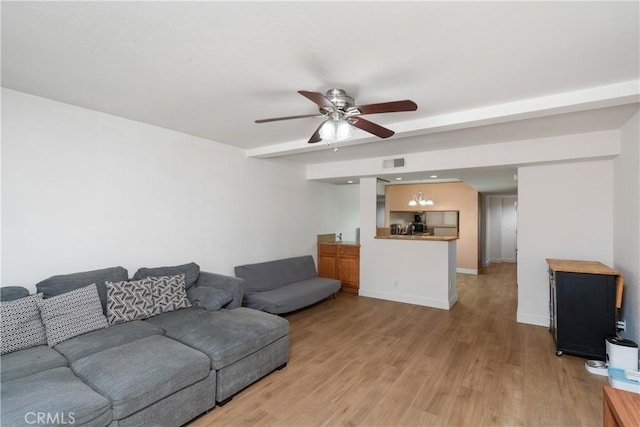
603,386 -> 640,427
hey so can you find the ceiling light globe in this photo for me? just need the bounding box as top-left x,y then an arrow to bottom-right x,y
336,120 -> 354,140
408,199 -> 418,207
320,119 -> 353,142
319,120 -> 337,141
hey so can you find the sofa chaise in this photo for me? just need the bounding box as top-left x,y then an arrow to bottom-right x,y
234,255 -> 341,314
0,263 -> 289,427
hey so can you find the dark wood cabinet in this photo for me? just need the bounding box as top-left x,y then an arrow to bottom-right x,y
317,243 -> 360,293
547,259 -> 619,359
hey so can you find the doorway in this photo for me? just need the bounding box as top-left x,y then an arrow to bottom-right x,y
483,195 -> 518,265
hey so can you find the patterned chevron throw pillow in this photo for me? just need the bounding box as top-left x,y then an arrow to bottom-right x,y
149,274 -> 191,316
105,278 -> 155,324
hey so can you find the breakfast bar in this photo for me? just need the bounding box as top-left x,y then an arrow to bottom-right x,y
359,233 -> 459,310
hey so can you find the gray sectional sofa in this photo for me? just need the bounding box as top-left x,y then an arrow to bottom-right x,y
0,263 -> 289,427
234,255 -> 341,314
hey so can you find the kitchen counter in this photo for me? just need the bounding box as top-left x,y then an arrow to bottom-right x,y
375,235 -> 458,241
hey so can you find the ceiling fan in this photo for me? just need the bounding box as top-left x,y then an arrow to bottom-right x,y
255,89 -> 418,144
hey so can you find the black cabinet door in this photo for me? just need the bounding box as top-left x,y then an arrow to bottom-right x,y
555,272 -> 616,359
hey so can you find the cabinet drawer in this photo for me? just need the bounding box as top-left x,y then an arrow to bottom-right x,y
317,244 -> 337,256
338,245 -> 359,256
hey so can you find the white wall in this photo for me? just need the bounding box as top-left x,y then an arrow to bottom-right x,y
516,159 -> 615,326
1,89 -> 359,291
614,111 -> 640,346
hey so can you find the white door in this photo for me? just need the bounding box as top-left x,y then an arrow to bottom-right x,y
501,198 -> 517,262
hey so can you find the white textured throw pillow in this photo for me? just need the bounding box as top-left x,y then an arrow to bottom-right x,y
37,283 -> 108,347
149,274 -> 191,316
0,293 -> 47,354
105,278 -> 155,324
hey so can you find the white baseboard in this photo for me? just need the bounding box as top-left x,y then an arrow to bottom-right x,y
456,268 -> 478,275
517,311 -> 549,327
448,293 -> 458,308
358,289 -> 452,310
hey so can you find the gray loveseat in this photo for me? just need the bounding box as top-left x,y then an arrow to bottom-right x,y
0,263 -> 289,427
234,255 -> 341,314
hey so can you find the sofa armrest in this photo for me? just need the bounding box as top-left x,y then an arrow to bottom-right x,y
194,271 -> 244,309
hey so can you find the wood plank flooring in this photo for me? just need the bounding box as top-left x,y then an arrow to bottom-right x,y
189,263 -> 609,426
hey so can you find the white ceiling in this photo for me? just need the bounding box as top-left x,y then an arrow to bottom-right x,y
2,1 -> 639,193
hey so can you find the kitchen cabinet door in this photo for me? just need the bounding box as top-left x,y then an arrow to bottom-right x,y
317,244 -> 338,280
338,245 -> 360,293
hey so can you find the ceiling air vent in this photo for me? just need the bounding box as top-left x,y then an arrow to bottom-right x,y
382,158 -> 405,169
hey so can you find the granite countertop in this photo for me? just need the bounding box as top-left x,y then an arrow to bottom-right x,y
375,235 -> 458,241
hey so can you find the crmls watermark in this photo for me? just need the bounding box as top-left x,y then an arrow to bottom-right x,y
25,412 -> 76,425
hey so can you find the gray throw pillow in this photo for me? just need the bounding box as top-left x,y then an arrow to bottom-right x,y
35,266 -> 129,314
187,287 -> 233,311
37,284 -> 108,347
1,286 -> 30,302
133,262 -> 200,289
0,293 -> 47,355
105,278 -> 155,324
149,274 -> 191,316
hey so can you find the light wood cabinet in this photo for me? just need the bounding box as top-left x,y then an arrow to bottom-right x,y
317,244 -> 338,279
603,386 -> 640,427
317,243 -> 360,293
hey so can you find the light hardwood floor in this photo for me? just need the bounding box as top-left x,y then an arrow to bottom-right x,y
189,263 -> 608,426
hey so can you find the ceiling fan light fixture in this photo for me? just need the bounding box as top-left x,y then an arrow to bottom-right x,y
319,118 -> 354,141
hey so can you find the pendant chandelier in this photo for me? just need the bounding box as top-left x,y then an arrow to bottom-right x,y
408,192 -> 434,207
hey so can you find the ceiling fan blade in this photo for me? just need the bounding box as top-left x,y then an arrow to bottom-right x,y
355,100 -> 418,115
349,117 -> 395,139
298,90 -> 336,110
307,120 -> 326,144
255,113 -> 324,123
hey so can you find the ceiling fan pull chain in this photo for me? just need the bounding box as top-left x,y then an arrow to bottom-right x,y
334,140 -> 339,152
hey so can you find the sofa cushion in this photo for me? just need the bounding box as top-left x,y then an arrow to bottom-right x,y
54,320 -> 165,364
36,266 -> 129,314
234,255 -> 318,294
187,286 -> 233,311
0,286 -> 30,302
105,278 -> 155,324
146,307 -> 289,370
37,284 -> 108,347
133,262 -> 200,289
71,335 -> 210,420
1,293 -> 47,355
1,367 -> 112,427
243,277 -> 341,314
0,345 -> 67,383
149,274 -> 191,315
